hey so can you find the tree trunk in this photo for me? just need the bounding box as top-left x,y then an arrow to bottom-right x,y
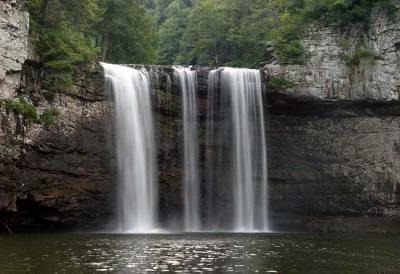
102,33 -> 110,62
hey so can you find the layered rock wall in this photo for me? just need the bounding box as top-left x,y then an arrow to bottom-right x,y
263,2 -> 400,232
266,96 -> 400,233
265,1 -> 400,101
0,1 -> 115,231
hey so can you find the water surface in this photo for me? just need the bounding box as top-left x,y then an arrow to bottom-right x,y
0,233 -> 399,273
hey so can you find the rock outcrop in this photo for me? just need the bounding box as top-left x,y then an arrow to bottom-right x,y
264,1 -> 400,101
0,0 -> 29,99
0,62 -> 115,231
263,2 -> 400,233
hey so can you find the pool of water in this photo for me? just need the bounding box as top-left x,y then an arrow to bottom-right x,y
0,233 -> 399,273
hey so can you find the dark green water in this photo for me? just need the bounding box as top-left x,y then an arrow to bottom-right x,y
0,233 -> 399,273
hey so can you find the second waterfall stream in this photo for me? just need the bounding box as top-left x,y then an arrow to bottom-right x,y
102,63 -> 269,233
174,67 -> 201,232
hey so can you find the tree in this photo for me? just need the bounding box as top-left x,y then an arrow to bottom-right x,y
154,0 -> 174,24
177,0 -> 262,66
157,0 -> 191,64
99,0 -> 158,64
27,0 -> 158,91
27,0 -> 101,90
178,0 -> 231,65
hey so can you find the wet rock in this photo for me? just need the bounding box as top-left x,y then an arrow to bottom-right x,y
266,95 -> 400,232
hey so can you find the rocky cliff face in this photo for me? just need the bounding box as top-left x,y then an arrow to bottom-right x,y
263,2 -> 400,233
0,1 -> 115,232
266,95 -> 400,233
0,63 -> 115,231
265,1 -> 400,101
0,0 -> 29,99
0,1 -> 399,233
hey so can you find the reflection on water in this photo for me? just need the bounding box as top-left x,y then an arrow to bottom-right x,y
0,233 -> 399,273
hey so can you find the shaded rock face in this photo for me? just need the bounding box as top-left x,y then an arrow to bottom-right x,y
265,1 -> 400,101
0,61 -> 116,232
0,0 -> 29,99
0,3 -> 117,231
266,95 -> 400,233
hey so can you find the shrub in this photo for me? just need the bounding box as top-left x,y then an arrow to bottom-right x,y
40,109 -> 59,128
342,49 -> 384,67
43,90 -> 57,101
1,98 -> 38,125
269,76 -> 295,90
275,40 -> 306,64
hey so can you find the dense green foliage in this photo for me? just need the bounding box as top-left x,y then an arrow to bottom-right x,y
27,0 -> 99,91
153,0 -> 396,66
157,0 -> 191,64
100,0 -> 157,63
26,0 -> 397,71
27,0 -> 157,92
305,0 -> 397,25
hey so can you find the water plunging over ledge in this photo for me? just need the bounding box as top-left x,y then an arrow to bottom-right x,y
174,67 -> 201,232
102,64 -> 269,233
206,67 -> 269,232
102,63 -> 158,233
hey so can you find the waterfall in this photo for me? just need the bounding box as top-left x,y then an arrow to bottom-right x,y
204,69 -> 221,230
102,63 -> 158,233
102,63 -> 268,233
207,67 -> 269,232
174,67 -> 201,231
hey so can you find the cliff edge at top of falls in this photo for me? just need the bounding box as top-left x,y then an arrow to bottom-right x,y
264,1 -> 400,102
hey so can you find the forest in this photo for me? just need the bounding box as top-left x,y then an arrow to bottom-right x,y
26,0 -> 396,91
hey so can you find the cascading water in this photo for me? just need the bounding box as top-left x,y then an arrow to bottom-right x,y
204,70 -> 218,230
174,67 -> 201,232
102,63 -> 158,233
206,67 -> 269,232
102,63 -> 268,233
